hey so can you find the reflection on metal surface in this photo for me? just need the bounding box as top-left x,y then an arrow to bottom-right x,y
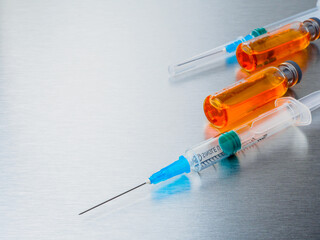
151,175 -> 191,200
217,155 -> 240,178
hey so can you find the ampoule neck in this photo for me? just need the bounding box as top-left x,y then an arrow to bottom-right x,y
278,61 -> 302,88
303,17 -> 320,41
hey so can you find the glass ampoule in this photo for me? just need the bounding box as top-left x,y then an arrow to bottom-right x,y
236,17 -> 320,72
203,61 -> 302,128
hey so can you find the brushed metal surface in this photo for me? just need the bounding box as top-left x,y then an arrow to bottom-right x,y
0,0 -> 319,239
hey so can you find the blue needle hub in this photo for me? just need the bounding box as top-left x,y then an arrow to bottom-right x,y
148,156 -> 191,184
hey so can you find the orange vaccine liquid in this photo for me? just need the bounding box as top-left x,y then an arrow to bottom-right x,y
236,19 -> 320,72
205,100 -> 277,137
203,62 -> 301,128
236,47 -> 311,81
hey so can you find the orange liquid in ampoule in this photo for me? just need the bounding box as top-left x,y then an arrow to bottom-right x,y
205,100 -> 278,137
203,64 -> 299,129
236,22 -> 310,72
235,47 -> 311,80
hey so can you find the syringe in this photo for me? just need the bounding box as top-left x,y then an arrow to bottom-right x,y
168,4 -> 320,77
79,90 -> 320,215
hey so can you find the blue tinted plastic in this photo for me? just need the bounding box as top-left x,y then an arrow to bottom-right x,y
149,156 -> 190,184
225,54 -> 238,65
225,34 -> 253,53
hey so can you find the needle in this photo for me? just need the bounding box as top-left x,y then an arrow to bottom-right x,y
79,182 -> 147,215
176,49 -> 224,67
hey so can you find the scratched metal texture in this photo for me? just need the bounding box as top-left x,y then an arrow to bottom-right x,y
0,0 -> 319,239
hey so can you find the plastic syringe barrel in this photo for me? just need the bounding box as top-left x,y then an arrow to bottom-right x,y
235,97 -> 312,150
231,91 -> 320,155
299,90 -> 320,112
168,5 -> 320,77
264,8 -> 320,32
147,91 -> 320,185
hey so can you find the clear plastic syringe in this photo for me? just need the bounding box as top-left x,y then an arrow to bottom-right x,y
79,90 -> 320,215
168,4 -> 320,77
